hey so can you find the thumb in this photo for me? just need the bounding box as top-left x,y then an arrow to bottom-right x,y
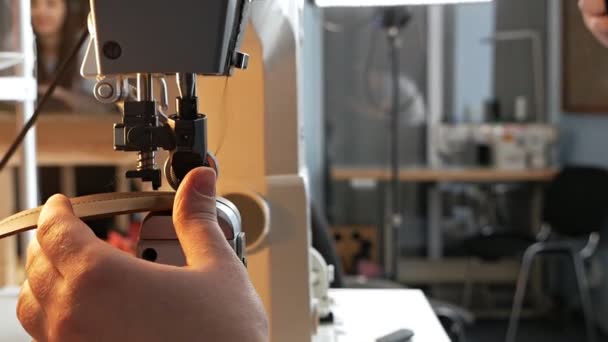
173,167 -> 232,268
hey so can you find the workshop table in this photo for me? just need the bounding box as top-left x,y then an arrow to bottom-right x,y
331,167 -> 557,183
1,288 -> 448,342
331,166 -> 558,284
314,289 -> 450,342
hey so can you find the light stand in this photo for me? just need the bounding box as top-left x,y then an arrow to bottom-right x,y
376,6 -> 412,280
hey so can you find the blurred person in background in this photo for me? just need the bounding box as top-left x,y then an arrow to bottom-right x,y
32,0 -> 112,112
32,0 -> 118,241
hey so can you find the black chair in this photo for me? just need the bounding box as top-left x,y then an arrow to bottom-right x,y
465,166 -> 608,342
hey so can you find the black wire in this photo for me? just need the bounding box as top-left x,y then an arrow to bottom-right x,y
0,28 -> 90,172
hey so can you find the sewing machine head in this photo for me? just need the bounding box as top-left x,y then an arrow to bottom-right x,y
81,0 -> 252,190
80,1 -> 316,340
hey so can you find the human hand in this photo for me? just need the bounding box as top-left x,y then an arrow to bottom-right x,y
580,0 -> 608,46
17,167 -> 268,342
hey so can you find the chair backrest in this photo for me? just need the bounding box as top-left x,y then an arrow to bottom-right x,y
543,166 -> 608,237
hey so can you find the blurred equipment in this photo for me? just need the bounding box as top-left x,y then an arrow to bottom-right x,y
461,167 -> 608,342
482,30 -> 545,122
434,124 -> 558,170
332,225 -> 380,275
310,248 -> 335,322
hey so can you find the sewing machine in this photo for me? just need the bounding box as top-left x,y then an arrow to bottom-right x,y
81,0 -> 316,340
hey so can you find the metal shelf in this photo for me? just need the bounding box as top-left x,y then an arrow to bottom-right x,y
0,0 -> 39,248
0,52 -> 23,71
0,77 -> 36,101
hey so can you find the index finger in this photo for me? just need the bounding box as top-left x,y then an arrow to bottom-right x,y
580,0 -> 607,16
36,194 -> 101,275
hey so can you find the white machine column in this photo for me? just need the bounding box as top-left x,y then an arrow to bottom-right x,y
16,0 -> 39,245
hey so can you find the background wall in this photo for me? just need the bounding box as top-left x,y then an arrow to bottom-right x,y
302,4 -> 327,209
494,0 -> 547,121
448,3 -> 495,122
560,115 -> 608,167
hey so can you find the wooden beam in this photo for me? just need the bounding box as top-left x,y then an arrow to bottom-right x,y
332,167 -> 558,183
397,257 -> 521,284
0,112 -> 133,167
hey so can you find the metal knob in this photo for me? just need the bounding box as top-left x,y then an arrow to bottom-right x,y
94,77 -> 126,103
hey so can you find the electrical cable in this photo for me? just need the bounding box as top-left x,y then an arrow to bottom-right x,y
0,28 -> 89,172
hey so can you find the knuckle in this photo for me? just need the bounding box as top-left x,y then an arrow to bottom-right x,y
37,214 -> 69,246
27,268 -> 54,300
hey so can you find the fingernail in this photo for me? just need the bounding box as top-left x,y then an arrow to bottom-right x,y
193,168 -> 216,197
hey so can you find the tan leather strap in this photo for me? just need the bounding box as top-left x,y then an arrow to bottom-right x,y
0,192 -> 175,239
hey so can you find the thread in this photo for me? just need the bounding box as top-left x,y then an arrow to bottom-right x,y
214,77 -> 232,156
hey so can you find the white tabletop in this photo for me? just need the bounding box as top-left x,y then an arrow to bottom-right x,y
314,289 -> 451,342
0,288 -> 450,342
0,288 -> 29,342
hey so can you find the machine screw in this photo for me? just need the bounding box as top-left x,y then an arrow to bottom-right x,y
103,41 -> 122,60
96,83 -> 114,99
